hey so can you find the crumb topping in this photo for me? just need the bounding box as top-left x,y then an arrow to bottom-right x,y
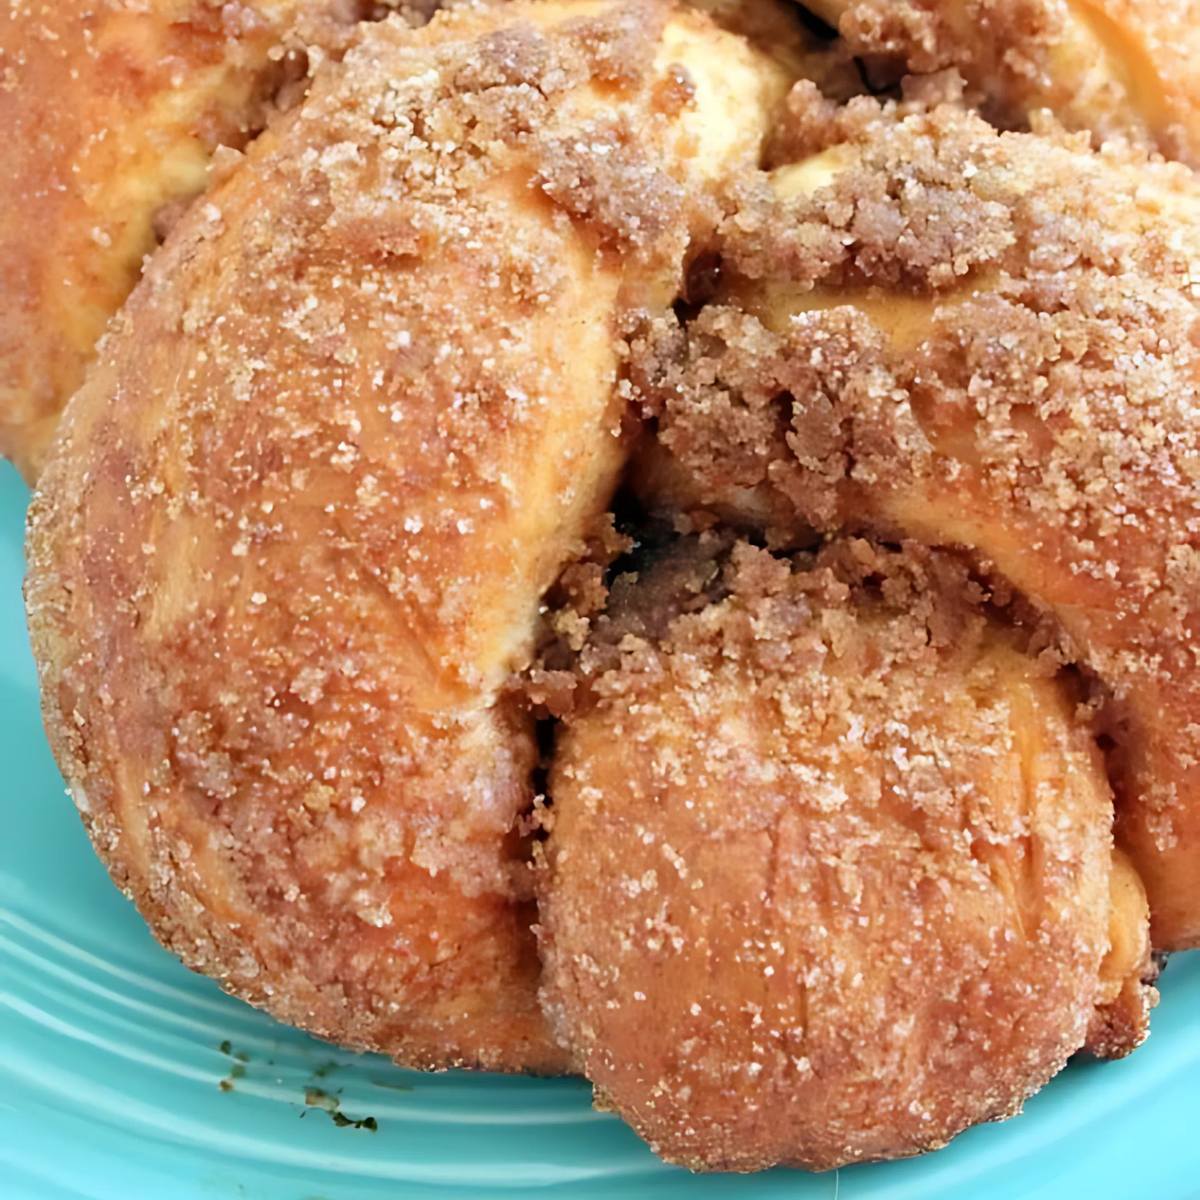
627,103 -> 1200,944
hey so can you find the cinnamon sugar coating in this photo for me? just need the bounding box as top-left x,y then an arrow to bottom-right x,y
25,0 -> 789,1070
634,101 -> 1200,949
539,541 -> 1153,1170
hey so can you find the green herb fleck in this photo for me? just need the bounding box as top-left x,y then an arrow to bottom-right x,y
303,1087 -> 377,1131
304,1087 -> 338,1112
218,1079 -> 233,1093
219,1040 -> 232,1056
331,1113 -> 378,1132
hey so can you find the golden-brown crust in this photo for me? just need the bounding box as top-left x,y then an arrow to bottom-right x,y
802,0 -> 1200,165
538,540 -> 1131,1170
1086,848 -> 1157,1059
0,0 -> 418,482
25,0 -> 790,1071
636,101 -> 1200,949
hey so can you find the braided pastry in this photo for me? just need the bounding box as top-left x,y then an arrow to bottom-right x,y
20,0 -> 1200,1173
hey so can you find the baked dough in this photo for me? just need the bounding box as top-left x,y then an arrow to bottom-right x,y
634,99 -> 1200,949
20,0 -> 1186,1171
25,0 -> 791,1071
800,0 -> 1200,164
0,0 -> 401,481
538,540 -> 1152,1170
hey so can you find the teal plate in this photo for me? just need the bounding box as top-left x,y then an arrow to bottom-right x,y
2,458 -> 1199,1200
